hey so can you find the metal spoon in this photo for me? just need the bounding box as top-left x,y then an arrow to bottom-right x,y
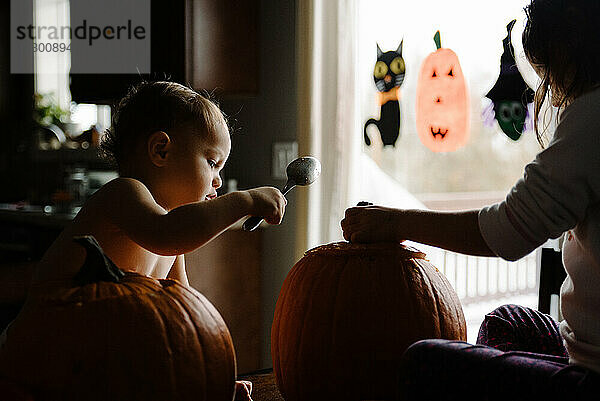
242,156 -> 322,231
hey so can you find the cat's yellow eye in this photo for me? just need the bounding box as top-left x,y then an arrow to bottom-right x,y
390,57 -> 405,75
374,61 -> 388,79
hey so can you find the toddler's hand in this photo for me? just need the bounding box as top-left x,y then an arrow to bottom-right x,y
235,380 -> 253,401
246,187 -> 287,225
341,205 -> 402,243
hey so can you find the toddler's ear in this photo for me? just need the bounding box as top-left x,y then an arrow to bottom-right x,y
147,131 -> 171,167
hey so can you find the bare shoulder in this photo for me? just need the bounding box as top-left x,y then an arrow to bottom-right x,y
91,177 -> 155,203
84,177 -> 166,219
73,177 -> 147,231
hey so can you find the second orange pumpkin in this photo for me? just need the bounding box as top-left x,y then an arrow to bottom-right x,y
271,242 -> 466,401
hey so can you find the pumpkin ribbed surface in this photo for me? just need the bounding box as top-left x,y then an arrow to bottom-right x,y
0,236 -> 236,401
271,241 -> 466,401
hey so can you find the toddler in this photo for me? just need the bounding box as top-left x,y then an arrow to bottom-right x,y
33,81 -> 284,400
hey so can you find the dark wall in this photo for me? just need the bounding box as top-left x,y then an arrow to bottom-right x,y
0,0 -> 298,368
219,0 -> 298,367
70,0 -> 188,104
0,1 -> 35,202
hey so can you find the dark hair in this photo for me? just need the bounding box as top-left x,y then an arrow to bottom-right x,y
100,81 -> 228,173
522,0 -> 600,147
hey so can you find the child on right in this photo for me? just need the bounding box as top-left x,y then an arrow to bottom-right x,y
342,0 -> 600,398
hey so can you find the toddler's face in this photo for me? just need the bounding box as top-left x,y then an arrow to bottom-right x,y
168,125 -> 231,206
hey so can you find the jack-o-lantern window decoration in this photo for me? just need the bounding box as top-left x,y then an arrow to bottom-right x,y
416,31 -> 470,152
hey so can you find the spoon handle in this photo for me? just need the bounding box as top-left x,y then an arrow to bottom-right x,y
242,181 -> 296,232
282,181 -> 296,196
242,216 -> 264,232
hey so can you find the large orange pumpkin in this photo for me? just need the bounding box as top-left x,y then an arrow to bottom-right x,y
0,236 -> 236,401
416,31 -> 470,152
271,242 -> 466,401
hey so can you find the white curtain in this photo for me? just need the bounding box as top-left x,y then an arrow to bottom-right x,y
295,0 -> 425,258
295,0 -> 358,257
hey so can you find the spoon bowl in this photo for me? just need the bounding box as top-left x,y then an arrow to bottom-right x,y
285,156 -> 321,188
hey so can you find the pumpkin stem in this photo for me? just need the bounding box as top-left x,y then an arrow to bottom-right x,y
434,30 -> 441,50
72,236 -> 125,286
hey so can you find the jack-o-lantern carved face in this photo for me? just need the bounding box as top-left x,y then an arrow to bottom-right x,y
416,31 -> 470,152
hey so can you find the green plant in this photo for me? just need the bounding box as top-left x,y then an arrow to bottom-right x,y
33,92 -> 70,128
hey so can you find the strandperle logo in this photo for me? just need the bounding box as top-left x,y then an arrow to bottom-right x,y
11,0 -> 150,74
15,19 -> 147,46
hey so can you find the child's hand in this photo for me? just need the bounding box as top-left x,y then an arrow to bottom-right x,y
235,380 -> 253,401
341,205 -> 403,243
246,187 -> 287,224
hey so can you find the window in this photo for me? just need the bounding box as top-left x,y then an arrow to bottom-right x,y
358,0 -> 541,198
34,0 -> 110,144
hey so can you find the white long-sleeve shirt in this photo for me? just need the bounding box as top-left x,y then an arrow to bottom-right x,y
478,86 -> 600,374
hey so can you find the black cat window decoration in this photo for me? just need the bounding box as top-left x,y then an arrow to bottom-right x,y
485,19 -> 535,141
364,41 -> 405,147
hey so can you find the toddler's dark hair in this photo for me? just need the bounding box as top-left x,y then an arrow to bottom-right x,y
100,81 -> 227,173
522,0 -> 600,146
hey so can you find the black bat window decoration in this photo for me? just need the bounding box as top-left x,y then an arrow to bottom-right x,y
485,19 -> 535,141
